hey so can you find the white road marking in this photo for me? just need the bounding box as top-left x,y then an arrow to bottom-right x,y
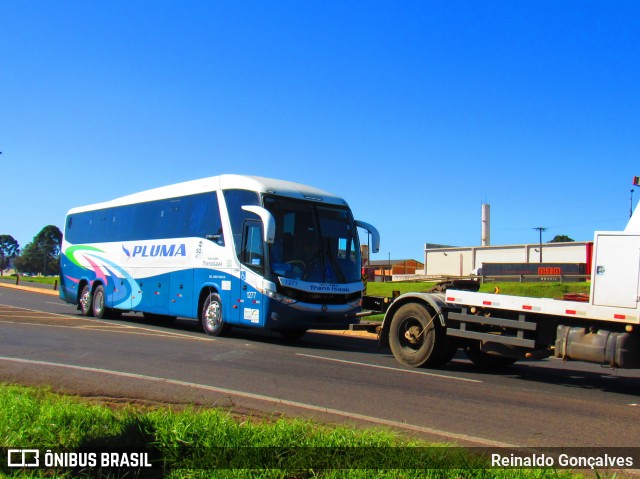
1,319 -> 215,341
296,353 -> 482,383
0,304 -> 214,342
0,356 -> 513,448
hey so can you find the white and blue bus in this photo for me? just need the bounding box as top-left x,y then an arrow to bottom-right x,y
60,174 -> 380,338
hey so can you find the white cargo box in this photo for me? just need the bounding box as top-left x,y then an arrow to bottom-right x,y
591,232 -> 640,310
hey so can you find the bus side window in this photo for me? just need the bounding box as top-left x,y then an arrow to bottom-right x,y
191,192 -> 225,245
205,229 -> 224,245
223,189 -> 260,261
242,221 -> 264,274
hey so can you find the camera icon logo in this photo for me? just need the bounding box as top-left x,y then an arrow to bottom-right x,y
7,449 -> 40,467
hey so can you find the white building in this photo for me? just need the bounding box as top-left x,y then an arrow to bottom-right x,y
424,241 -> 592,277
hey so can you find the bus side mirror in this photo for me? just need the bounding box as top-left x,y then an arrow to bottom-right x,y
355,220 -> 380,253
241,205 -> 276,244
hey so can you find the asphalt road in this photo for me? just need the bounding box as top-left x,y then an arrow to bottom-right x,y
1,285 -> 639,449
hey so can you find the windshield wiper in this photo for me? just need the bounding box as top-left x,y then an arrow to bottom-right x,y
323,239 -> 346,283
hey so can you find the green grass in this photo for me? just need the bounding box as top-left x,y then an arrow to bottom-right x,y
365,281 -> 590,299
361,282 -> 590,323
365,282 -> 439,296
1,275 -> 59,286
0,383 -> 583,479
477,282 -> 589,298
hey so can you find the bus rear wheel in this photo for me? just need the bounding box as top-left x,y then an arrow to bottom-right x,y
79,284 -> 93,317
91,284 -> 121,319
201,292 -> 228,336
92,285 -> 106,319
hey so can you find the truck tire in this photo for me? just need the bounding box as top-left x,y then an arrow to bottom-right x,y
388,302 -> 447,368
464,344 -> 517,369
439,339 -> 459,365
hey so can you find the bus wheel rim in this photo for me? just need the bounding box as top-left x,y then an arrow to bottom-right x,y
80,289 -> 91,312
205,301 -> 221,329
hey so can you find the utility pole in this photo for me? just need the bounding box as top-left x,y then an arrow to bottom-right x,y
533,227 -> 547,263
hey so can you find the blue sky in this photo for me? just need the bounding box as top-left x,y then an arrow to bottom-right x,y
2,0 -> 639,261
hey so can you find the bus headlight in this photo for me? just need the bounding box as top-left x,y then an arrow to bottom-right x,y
265,288 -> 297,305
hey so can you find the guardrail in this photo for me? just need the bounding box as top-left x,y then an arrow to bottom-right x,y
477,274 -> 590,283
391,274 -> 591,283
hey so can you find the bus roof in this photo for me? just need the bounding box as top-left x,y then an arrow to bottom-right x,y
67,174 -> 349,214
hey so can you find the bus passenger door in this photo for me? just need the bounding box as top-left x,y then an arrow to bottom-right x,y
239,221 -> 265,327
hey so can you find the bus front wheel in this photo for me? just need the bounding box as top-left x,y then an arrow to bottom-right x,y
201,292 -> 228,336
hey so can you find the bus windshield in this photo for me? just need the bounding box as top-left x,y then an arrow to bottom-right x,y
264,196 -> 361,284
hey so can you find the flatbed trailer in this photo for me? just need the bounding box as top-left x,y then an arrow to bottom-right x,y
377,179 -> 640,370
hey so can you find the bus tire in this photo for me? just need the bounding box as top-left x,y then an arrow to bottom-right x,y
464,344 -> 517,369
388,302 -> 445,368
92,285 -> 107,319
201,292 -> 227,336
79,284 -> 93,317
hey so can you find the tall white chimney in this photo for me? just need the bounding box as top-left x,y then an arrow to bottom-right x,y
481,203 -> 490,246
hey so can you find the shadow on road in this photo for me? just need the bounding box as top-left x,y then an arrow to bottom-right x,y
100,312 -> 384,354
444,353 -> 640,396
85,312 -> 640,397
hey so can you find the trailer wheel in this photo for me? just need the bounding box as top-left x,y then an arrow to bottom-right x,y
464,344 -> 517,369
201,292 -> 228,336
79,284 -> 93,317
388,303 -> 446,368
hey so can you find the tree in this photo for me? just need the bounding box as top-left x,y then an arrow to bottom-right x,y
0,235 -> 20,275
548,234 -> 575,243
13,225 -> 62,276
